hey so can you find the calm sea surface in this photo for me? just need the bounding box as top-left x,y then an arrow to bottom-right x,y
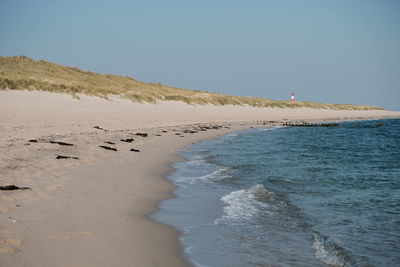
152,119 -> 400,267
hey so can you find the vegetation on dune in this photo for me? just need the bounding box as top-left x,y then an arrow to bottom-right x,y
0,56 -> 383,110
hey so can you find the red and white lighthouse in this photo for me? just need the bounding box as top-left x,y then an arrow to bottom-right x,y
291,92 -> 295,103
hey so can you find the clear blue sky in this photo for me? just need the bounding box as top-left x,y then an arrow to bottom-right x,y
1,0 -> 399,110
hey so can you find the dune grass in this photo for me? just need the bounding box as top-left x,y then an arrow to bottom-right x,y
0,56 -> 382,110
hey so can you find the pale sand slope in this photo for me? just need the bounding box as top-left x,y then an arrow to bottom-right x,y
0,90 -> 399,267
1,90 -> 399,140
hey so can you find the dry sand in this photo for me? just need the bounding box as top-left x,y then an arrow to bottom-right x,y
0,90 -> 399,267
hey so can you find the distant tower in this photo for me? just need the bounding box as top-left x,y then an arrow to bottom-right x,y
291,92 -> 295,103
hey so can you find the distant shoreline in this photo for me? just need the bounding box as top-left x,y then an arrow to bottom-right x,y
0,90 -> 399,266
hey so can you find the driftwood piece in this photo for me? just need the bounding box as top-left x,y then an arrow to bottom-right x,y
0,185 -> 31,191
104,141 -> 115,145
121,138 -> 134,143
99,145 -> 117,151
49,141 -> 74,146
94,126 -> 108,131
56,155 -> 79,160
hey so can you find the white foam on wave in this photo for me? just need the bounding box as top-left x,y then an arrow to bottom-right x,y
265,126 -> 284,131
225,132 -> 239,138
185,159 -> 207,166
205,132 -> 239,146
216,184 -> 274,223
176,167 -> 232,184
312,233 -> 350,267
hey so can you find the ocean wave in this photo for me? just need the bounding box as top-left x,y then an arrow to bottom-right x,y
185,159 -> 207,166
216,184 -> 274,223
209,132 -> 239,144
260,126 -> 284,131
225,132 -> 239,138
176,167 -> 232,184
312,232 -> 355,267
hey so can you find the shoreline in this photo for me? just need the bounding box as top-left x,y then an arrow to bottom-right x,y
0,121 -> 255,266
1,91 -> 399,266
156,118 -> 400,267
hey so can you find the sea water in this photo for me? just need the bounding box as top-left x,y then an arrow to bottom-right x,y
152,119 -> 400,267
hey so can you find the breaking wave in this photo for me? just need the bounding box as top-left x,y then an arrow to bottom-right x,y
217,184 -> 275,223
176,167 -> 232,184
312,232 -> 356,267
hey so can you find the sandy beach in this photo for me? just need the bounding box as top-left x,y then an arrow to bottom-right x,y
1,90 -> 399,267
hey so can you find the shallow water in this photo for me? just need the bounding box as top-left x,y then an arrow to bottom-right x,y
152,119 -> 400,267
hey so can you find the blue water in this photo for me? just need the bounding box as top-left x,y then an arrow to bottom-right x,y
152,119 -> 400,267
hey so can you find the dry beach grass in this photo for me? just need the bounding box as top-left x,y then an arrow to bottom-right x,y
0,56 -> 383,110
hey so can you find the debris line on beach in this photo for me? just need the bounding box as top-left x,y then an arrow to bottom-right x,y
283,122 -> 340,127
